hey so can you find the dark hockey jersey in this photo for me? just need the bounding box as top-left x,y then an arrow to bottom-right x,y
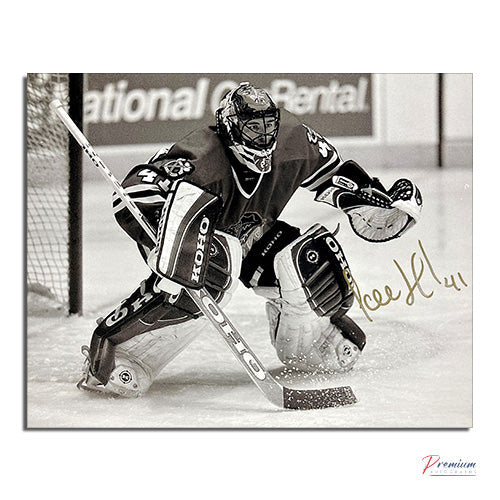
113,110 -> 344,256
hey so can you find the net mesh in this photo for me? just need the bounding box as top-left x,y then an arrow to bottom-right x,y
27,74 -> 71,310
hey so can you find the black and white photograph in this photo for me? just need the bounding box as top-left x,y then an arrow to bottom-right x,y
9,2 -> 500,496
26,73 -> 472,429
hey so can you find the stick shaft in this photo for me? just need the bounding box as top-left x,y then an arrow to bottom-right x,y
50,100 -> 156,244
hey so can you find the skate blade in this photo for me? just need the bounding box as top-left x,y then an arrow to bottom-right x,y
76,375 -> 110,395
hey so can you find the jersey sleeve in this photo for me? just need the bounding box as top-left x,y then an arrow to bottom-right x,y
293,122 -> 389,211
113,131 -> 223,250
113,163 -> 170,249
296,123 -> 344,194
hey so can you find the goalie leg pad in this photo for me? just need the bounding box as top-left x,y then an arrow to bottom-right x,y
85,231 -> 241,386
261,224 -> 360,372
86,273 -> 199,385
266,301 -> 365,373
273,224 -> 354,318
79,320 -> 202,397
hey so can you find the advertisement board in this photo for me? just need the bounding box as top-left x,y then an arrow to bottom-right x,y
85,73 -> 373,146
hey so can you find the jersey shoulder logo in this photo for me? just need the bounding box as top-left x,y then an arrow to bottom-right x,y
162,158 -> 195,179
148,148 -> 195,179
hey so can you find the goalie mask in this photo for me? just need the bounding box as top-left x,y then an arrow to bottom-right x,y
216,82 -> 280,173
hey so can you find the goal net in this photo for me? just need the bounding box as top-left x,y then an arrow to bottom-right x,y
26,73 -> 83,315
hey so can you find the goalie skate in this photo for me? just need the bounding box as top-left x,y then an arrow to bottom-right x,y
76,346 -> 108,394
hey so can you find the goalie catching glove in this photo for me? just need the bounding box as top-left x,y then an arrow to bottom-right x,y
316,160 -> 422,242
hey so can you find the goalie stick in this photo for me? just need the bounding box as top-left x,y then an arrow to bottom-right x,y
50,99 -> 357,410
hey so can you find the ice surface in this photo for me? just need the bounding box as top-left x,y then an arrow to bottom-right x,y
26,165 -> 472,428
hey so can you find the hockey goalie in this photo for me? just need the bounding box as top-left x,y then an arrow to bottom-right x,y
78,82 -> 422,397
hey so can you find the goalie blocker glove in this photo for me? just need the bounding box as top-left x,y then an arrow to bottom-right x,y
148,181 -> 223,289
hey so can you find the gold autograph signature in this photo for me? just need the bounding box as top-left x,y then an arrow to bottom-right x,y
343,240 -> 469,322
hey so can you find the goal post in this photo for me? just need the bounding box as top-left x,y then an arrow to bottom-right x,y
67,74 -> 84,314
26,73 -> 84,315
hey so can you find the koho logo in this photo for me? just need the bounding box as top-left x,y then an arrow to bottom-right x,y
191,216 -> 210,283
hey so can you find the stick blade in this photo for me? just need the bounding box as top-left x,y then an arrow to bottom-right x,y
283,386 -> 357,410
